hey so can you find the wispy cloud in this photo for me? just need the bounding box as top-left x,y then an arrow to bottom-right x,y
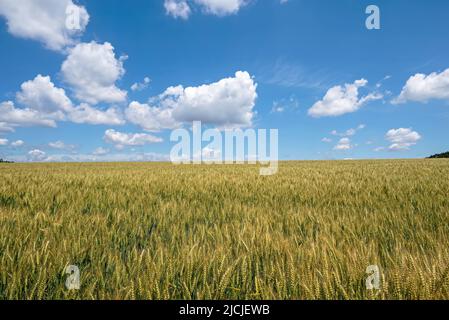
271,95 -> 299,113
257,59 -> 332,89
331,124 -> 366,137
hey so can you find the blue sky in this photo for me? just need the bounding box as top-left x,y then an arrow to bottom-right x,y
0,0 -> 448,162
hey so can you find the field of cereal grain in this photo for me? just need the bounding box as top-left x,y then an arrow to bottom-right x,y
0,160 -> 448,299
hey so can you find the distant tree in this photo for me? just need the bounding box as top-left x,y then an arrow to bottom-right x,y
428,151 -> 449,159
0,158 -> 14,163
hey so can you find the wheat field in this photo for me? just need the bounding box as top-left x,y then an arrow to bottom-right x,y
0,160 -> 448,300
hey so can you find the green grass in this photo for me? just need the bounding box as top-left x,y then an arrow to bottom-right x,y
1,160 -> 448,300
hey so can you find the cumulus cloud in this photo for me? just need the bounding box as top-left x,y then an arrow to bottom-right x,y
16,74 -> 72,118
308,79 -> 382,117
126,71 -> 257,130
333,137 -> 352,151
393,68 -> 449,104
0,101 -> 57,128
164,0 -> 191,19
68,103 -> 125,125
126,101 -> 179,131
61,41 -> 127,105
131,77 -> 151,92
163,71 -> 256,127
10,75 -> 124,127
104,129 -> 163,149
164,0 -> 247,19
321,137 -> 332,143
28,149 -> 47,162
0,138 -> 8,146
194,0 -> 248,16
0,0 -> 89,51
385,128 -> 421,151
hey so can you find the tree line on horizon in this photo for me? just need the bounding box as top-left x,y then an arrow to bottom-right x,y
428,151 -> 449,159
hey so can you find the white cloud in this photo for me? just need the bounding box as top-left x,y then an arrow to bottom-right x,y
0,0 -> 89,51
385,128 -> 421,151
331,124 -> 366,137
104,129 -> 163,149
126,71 -> 257,130
0,138 -> 8,145
308,79 -> 382,117
92,147 -> 109,156
345,129 -> 357,136
164,0 -> 191,19
0,101 -> 57,128
126,101 -> 179,131
393,68 -> 449,104
164,0 -> 247,19
163,71 -> 257,127
16,74 -> 72,118
6,74 -> 124,127
131,77 -> 151,91
61,41 -> 127,104
11,140 -> 24,147
48,140 -> 75,151
334,138 -> 352,151
0,122 -> 14,132
321,137 -> 332,143
194,0 -> 248,16
49,141 -> 66,149
68,103 -> 125,125
28,149 -> 47,162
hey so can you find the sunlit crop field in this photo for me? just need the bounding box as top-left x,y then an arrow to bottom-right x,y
1,160 -> 448,300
